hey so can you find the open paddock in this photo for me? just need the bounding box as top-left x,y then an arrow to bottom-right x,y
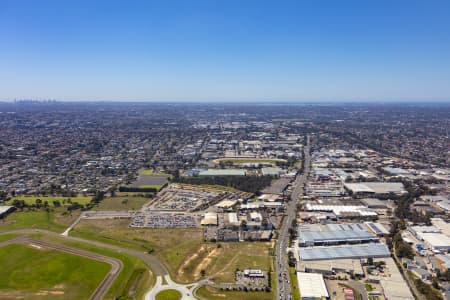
0,240 -> 111,300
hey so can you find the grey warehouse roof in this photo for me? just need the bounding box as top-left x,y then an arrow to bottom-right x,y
299,243 -> 390,261
299,229 -> 378,245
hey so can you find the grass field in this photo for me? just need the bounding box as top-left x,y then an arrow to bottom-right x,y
139,184 -> 164,190
93,196 -> 150,211
23,233 -> 154,300
0,243 -> 110,300
289,267 -> 301,300
178,242 -> 273,283
0,210 -> 72,233
0,211 -> 154,300
140,169 -> 155,175
71,219 -> 203,282
8,196 -> 92,206
139,169 -> 173,178
155,289 -> 182,300
196,285 -> 273,300
0,233 -> 18,242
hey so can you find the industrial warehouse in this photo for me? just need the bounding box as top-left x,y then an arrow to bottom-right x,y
298,243 -> 391,261
298,223 -> 379,246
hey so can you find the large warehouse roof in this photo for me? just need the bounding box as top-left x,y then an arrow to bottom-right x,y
299,223 -> 378,246
299,229 -> 378,245
305,203 -> 378,217
345,182 -> 406,194
296,272 -> 329,299
299,243 -> 390,261
418,232 -> 450,251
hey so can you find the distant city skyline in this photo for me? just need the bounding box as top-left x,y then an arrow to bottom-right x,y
1,0 -> 450,102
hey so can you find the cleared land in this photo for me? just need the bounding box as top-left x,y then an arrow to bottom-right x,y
155,289 -> 182,300
0,243 -> 110,300
7,196 -> 92,206
179,242 -> 273,283
72,219 -> 273,284
196,285 -> 273,300
71,219 -> 203,282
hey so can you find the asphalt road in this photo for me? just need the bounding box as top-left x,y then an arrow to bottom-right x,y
275,135 -> 311,300
344,281 -> 369,300
0,236 -> 123,300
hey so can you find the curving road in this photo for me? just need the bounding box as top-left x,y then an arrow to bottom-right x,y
0,228 -> 201,299
144,275 -> 207,300
0,235 -> 123,300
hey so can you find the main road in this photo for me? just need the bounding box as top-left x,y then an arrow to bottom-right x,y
275,135 -> 311,300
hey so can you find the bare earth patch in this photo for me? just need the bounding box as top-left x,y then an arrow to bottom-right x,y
177,244 -> 223,281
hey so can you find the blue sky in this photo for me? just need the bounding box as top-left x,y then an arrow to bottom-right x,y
1,0 -> 450,102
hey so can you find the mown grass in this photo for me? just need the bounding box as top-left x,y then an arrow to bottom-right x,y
0,233 -> 18,242
0,243 -> 110,300
32,233 -> 154,300
0,210 -> 68,233
155,289 -> 182,300
0,211 -> 155,300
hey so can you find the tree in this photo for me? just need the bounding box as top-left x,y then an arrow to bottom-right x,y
396,242 -> 414,259
240,220 -> 247,231
12,199 -> 26,209
35,198 -> 42,208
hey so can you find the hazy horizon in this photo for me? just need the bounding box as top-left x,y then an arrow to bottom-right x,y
1,0 -> 450,102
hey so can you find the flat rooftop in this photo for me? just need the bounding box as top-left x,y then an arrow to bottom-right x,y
299,243 -> 390,261
345,182 -> 406,194
296,272 -> 329,299
299,224 -> 378,245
